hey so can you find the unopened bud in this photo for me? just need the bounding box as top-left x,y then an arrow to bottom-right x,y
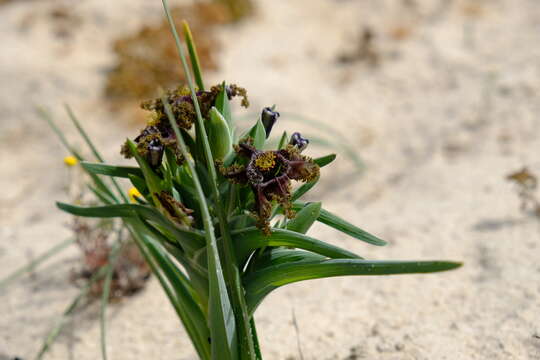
261,107 -> 280,138
289,132 -> 309,151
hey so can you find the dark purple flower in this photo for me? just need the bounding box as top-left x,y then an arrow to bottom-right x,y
221,140 -> 319,234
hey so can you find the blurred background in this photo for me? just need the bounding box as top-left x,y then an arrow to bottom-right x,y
1,0 -> 540,359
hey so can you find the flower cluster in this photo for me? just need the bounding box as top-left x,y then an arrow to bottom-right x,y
121,83 -> 248,167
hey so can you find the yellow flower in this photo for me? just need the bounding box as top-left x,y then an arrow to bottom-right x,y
63,156 -> 78,167
128,187 -> 142,203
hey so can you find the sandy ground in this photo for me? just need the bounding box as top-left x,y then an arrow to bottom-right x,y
1,0 -> 540,359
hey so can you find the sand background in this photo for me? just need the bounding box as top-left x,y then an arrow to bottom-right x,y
1,0 -> 540,359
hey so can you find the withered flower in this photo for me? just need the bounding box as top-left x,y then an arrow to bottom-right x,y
121,83 -> 249,166
156,191 -> 194,228
221,136 -> 319,234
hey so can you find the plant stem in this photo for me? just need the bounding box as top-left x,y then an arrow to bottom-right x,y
161,2 -> 256,357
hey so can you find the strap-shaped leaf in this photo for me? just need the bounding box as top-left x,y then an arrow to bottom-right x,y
56,202 -> 205,251
231,227 -> 361,266
294,202 -> 387,246
244,259 -> 462,314
182,21 -> 205,91
126,218 -> 211,360
313,154 -> 336,167
248,248 -> 326,272
286,202 -> 321,234
81,161 -> 143,179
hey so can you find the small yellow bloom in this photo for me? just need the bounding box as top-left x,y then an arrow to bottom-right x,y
63,156 -> 78,167
128,187 -> 142,203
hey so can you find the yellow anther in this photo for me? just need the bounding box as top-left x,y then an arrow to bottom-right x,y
63,156 -> 78,167
128,187 -> 142,203
254,152 -> 276,171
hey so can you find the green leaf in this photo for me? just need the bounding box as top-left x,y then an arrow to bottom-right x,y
56,202 -> 205,251
182,21 -> 205,91
126,139 -> 165,205
313,154 -> 336,167
126,218 -> 211,360
243,118 -> 266,150
249,248 -> 326,271
81,162 -> 143,179
244,259 -> 462,314
65,105 -> 129,203
155,16 -> 240,354
128,174 -> 151,203
215,81 -> 233,128
294,202 -> 387,246
286,202 -> 321,234
88,184 -> 116,205
277,131 -> 288,150
207,107 -> 233,160
37,107 -> 120,204
230,227 -> 360,266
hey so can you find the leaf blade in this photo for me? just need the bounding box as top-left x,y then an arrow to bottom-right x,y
244,259 -> 462,314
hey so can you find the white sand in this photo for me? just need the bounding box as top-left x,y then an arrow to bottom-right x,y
1,0 -> 540,359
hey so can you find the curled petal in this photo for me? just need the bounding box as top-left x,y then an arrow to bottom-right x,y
287,160 -> 319,182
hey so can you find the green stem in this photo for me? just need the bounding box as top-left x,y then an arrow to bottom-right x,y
161,2 -> 256,357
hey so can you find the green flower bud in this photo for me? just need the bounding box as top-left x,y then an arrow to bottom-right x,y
207,107 -> 233,160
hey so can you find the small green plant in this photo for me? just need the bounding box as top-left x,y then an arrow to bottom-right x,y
26,1 -> 461,359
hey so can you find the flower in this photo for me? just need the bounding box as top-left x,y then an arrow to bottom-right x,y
63,155 -> 78,167
128,187 -> 142,203
221,135 -> 319,234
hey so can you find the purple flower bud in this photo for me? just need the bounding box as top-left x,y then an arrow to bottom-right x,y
289,132 -> 309,151
261,107 -> 280,138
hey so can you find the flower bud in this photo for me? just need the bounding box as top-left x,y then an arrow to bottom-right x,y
261,107 -> 280,138
207,107 -> 233,160
289,132 -> 309,151
147,138 -> 164,168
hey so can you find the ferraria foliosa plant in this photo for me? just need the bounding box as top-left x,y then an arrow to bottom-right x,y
51,2 -> 461,359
